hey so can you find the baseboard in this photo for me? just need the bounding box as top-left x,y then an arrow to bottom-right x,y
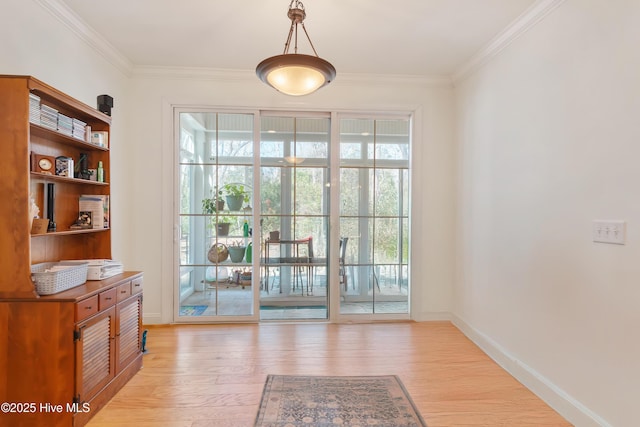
143,312 -> 162,325
412,311 -> 451,322
450,314 -> 611,427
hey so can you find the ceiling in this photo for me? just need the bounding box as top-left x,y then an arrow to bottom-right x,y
58,0 -> 537,77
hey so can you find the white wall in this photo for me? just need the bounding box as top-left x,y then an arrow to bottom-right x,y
126,72 -> 456,324
0,0 -> 130,265
453,1 -> 640,426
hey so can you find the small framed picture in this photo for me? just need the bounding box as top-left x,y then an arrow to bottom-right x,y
55,156 -> 74,177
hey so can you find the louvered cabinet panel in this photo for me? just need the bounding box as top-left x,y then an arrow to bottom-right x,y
75,307 -> 115,402
116,295 -> 142,372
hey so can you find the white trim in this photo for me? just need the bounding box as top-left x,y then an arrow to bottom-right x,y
412,311 -> 451,322
132,65 -> 452,88
333,73 -> 451,88
451,314 -> 612,427
452,0 -> 567,84
161,99 -> 175,324
35,0 -> 133,76
132,66 -> 254,81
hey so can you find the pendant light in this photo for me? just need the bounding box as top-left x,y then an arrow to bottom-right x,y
256,0 -> 336,96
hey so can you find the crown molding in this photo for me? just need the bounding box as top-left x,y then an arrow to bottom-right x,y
452,0 -> 567,85
35,0 -> 133,76
132,66 -> 254,81
132,65 -> 452,88
335,73 -> 452,88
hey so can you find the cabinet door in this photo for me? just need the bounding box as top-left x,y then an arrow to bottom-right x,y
75,307 -> 116,402
116,295 -> 142,372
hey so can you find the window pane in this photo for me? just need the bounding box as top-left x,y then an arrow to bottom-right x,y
374,169 -> 402,217
374,119 -> 410,161
180,112 -> 216,165
218,113 -> 253,159
294,167 -> 328,216
340,119 -> 374,165
339,168 -> 363,216
295,118 -> 329,161
373,218 -> 399,263
260,167 -> 282,215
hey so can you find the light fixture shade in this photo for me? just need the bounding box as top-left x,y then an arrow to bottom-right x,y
284,155 -> 305,165
256,54 -> 336,96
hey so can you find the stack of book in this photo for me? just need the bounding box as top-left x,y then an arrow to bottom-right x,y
29,93 -> 41,124
85,259 -> 124,280
60,259 -> 124,280
40,104 -> 58,130
72,118 -> 87,140
57,113 -> 73,136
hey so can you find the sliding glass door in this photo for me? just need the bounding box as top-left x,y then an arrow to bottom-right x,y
339,118 -> 410,315
175,109 -> 411,322
177,111 -> 255,319
259,115 -> 330,320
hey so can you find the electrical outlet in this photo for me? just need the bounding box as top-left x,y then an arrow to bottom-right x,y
592,220 -> 626,245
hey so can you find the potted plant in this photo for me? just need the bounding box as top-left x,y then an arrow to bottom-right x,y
222,183 -> 249,211
227,239 -> 246,263
202,190 -> 232,236
215,216 -> 233,236
201,186 -> 225,214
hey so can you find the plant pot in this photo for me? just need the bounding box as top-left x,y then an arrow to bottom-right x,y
228,246 -> 246,263
216,222 -> 231,236
225,195 -> 244,211
216,199 -> 225,211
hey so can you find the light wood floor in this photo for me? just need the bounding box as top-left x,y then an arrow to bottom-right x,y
87,321 -> 572,427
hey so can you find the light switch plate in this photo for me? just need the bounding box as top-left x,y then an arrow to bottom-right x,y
592,220 -> 626,245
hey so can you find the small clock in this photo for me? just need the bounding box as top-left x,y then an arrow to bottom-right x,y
32,154 -> 56,174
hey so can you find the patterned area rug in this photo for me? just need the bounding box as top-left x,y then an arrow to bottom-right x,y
179,305 -> 208,316
255,375 -> 427,427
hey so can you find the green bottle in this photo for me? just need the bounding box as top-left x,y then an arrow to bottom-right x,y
245,242 -> 252,263
97,161 -> 104,182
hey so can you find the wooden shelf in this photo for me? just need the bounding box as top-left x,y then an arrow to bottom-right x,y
28,77 -> 112,125
30,171 -> 109,186
30,123 -> 108,151
31,227 -> 110,237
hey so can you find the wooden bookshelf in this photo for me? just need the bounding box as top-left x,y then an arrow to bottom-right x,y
0,75 -> 143,427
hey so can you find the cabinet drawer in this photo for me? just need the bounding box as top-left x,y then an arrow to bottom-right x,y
116,281 -> 132,302
76,295 -> 99,322
99,288 -> 117,310
131,277 -> 143,295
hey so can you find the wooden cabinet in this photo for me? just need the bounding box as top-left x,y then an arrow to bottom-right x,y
0,76 -> 143,426
0,273 -> 143,427
76,306 -> 116,403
